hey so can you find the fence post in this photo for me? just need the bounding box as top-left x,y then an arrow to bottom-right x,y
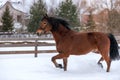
35,39 -> 38,57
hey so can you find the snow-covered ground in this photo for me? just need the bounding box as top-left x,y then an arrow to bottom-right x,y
0,52 -> 120,80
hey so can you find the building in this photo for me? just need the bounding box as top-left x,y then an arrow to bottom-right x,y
0,1 -> 28,32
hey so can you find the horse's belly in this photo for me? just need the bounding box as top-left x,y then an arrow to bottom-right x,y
70,50 -> 91,55
57,39 -> 97,55
70,46 -> 95,55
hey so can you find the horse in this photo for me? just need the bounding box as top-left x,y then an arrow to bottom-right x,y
36,14 -> 120,72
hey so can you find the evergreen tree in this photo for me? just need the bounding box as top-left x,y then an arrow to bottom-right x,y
28,0 -> 47,32
56,0 -> 79,29
1,6 -> 13,32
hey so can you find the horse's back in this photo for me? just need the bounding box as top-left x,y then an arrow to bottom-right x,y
70,32 -> 110,55
90,32 -> 110,46
57,31 -> 110,55
74,32 -> 109,45
87,32 -> 110,52
76,32 -> 110,52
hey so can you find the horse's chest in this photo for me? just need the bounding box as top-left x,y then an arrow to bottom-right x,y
56,39 -> 71,53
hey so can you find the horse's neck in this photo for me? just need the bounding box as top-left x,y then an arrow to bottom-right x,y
51,32 -> 61,43
51,26 -> 73,44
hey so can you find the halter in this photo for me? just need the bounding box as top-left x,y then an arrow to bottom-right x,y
40,22 -> 48,30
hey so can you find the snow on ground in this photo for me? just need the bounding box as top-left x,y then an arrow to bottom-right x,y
0,46 -> 56,51
0,52 -> 120,80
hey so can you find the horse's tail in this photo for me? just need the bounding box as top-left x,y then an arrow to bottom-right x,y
108,33 -> 120,60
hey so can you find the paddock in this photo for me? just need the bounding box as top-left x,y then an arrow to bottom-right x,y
0,34 -> 120,80
0,53 -> 120,80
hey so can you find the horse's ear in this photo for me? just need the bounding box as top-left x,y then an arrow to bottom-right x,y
44,14 -> 49,18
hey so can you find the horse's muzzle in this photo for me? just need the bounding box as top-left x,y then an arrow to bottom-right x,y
36,29 -> 43,36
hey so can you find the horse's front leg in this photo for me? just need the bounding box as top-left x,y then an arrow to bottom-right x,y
51,53 -> 69,71
63,58 -> 68,71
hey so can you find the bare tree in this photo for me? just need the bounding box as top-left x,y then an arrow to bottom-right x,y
103,0 -> 120,33
86,0 -> 120,33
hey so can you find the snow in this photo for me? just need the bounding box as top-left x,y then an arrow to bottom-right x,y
0,52 -> 120,80
0,46 -> 56,51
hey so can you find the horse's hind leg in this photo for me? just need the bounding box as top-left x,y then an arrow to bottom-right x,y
99,50 -> 111,72
97,57 -> 104,68
105,57 -> 111,72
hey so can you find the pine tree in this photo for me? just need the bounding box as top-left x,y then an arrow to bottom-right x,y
1,6 -> 13,32
28,0 -> 47,32
56,0 -> 79,29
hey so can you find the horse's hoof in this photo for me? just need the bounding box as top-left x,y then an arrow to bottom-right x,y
56,64 -> 63,69
98,63 -> 103,68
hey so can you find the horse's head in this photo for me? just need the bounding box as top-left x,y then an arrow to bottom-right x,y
36,14 -> 71,35
36,14 -> 52,35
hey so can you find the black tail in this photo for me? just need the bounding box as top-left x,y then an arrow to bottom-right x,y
108,33 -> 120,60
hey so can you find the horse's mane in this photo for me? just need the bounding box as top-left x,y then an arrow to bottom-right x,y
44,17 -> 71,31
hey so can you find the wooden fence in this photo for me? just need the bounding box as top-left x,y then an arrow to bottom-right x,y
0,38 -> 57,57
0,33 -> 120,57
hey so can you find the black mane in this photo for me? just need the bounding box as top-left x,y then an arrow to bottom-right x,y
43,17 -> 71,31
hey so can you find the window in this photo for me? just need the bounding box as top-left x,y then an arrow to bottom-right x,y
17,15 -> 22,22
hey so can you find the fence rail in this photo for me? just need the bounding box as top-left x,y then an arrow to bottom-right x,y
0,37 -> 57,57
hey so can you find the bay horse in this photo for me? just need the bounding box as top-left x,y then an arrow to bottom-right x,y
36,14 -> 120,72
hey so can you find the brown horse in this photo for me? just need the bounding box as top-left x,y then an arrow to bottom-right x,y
36,14 -> 120,72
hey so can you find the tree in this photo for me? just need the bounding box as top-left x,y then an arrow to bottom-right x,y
86,8 -> 96,32
107,9 -> 120,33
93,0 -> 120,33
56,0 -> 80,29
1,6 -> 13,32
28,0 -> 47,32
106,0 -> 120,33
